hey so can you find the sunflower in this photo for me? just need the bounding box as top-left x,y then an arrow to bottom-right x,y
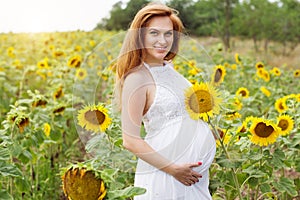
294,69 -> 300,78
256,68 -> 270,82
216,128 -> 231,147
236,87 -> 249,98
211,65 -> 226,86
249,117 -> 280,146
275,97 -> 288,113
53,85 -> 64,100
260,86 -> 271,97
255,62 -> 264,69
76,68 -> 87,80
234,53 -> 242,65
262,70 -> 270,82
62,167 -> 106,200
225,111 -> 241,120
184,82 -> 221,121
43,123 -> 51,137
17,117 -> 30,133
295,94 -> 300,102
37,58 -> 49,69
68,55 -> 82,68
230,64 -> 237,70
233,97 -> 243,110
277,115 -> 294,136
270,67 -> 281,76
77,104 -> 112,133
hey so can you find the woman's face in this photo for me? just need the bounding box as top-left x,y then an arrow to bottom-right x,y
143,16 -> 174,66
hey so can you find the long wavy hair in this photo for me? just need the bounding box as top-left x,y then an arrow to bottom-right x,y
113,2 -> 184,111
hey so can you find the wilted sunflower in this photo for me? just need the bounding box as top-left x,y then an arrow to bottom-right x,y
184,82 -> 221,121
294,69 -> 300,78
234,53 -> 242,65
260,86 -> 271,97
249,117 -> 280,146
255,62 -> 264,69
62,167 -> 106,200
211,65 -> 226,86
236,87 -> 249,98
277,115 -> 294,136
275,97 -> 288,113
75,68 -> 87,80
77,104 -> 112,133
68,55 -> 82,68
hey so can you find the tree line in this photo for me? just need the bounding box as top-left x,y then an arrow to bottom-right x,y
95,0 -> 300,54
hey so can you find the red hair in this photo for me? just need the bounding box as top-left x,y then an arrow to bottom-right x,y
113,3 -> 184,110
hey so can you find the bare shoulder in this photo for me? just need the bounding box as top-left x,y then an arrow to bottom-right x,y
123,66 -> 152,87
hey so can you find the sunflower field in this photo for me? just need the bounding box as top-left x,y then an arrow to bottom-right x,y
0,30 -> 299,200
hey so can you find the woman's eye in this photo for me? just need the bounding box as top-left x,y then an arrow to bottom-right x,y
150,31 -> 158,35
165,32 -> 173,37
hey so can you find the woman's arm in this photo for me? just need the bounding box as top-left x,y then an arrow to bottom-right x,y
121,71 -> 202,186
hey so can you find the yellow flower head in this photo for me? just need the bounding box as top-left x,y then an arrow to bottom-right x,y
37,58 -> 49,69
53,85 -> 64,100
234,53 -> 242,65
236,87 -> 250,98
275,97 -> 288,113
294,69 -> 300,78
270,67 -> 281,76
255,62 -> 264,69
249,117 -> 280,146
184,82 -> 222,121
68,55 -> 82,68
233,96 -> 243,110
43,123 -> 51,137
211,65 -> 226,86
277,115 -> 294,136
77,104 -> 112,133
62,167 -> 106,200
260,86 -> 271,97
76,68 -> 87,80
216,128 -> 231,147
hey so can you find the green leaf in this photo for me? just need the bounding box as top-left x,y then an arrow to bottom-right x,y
107,186 -> 146,199
260,183 -> 271,193
0,162 -> 22,177
0,148 -> 10,161
100,168 -> 119,183
15,177 -> 30,193
273,177 -> 298,197
0,190 -> 13,200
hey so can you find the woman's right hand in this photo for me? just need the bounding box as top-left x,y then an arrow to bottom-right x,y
166,162 -> 202,186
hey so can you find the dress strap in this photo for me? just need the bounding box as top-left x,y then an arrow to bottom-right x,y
143,62 -> 151,70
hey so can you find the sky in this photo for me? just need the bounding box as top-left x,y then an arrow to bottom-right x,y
0,0 -> 125,33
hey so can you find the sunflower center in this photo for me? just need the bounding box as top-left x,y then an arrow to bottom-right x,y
240,90 -> 247,96
214,69 -> 222,83
278,119 -> 288,131
189,90 -> 213,113
254,122 -> 274,138
279,102 -> 284,110
85,110 -> 105,125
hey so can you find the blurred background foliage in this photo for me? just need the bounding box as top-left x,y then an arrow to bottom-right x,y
96,0 -> 300,54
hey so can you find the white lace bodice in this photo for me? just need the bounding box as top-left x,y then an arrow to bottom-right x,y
142,62 -> 192,135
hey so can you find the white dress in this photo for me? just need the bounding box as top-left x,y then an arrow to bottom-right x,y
134,62 -> 216,200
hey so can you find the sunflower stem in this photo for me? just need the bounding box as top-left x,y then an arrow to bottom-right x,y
208,115 -> 243,200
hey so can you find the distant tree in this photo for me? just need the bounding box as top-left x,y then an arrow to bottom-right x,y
94,0 -> 150,31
